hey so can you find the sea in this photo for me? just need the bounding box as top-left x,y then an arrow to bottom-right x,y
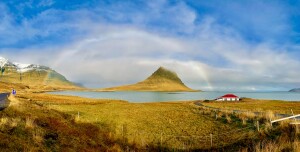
48,91 -> 300,103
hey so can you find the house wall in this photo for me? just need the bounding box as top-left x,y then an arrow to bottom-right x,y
216,97 -> 239,101
224,98 -> 239,101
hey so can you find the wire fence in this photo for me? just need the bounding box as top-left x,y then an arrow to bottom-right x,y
115,124 -> 256,150
37,100 -> 263,150
36,101 -> 262,150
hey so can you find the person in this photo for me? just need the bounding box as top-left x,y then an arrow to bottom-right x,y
12,88 -> 16,96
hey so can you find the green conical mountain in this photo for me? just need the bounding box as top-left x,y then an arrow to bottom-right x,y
100,67 -> 196,92
144,67 -> 185,84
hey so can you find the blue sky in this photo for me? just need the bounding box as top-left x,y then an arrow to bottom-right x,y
0,0 -> 300,91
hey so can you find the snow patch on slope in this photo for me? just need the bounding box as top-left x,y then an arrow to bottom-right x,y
0,57 -> 8,67
14,62 -> 35,73
0,56 -> 50,73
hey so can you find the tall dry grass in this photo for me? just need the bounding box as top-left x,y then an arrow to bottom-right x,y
198,104 -> 300,152
3,92 -> 298,151
33,128 -> 44,144
254,140 -> 299,152
25,117 -> 35,129
0,92 -> 131,151
0,117 -> 21,129
264,110 -> 275,121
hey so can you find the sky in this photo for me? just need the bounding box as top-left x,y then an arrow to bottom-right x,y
0,0 -> 300,91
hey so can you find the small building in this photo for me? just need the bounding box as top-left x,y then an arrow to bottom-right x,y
216,94 -> 239,101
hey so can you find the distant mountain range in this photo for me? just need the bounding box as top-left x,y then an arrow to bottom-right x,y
0,56 -> 80,90
289,88 -> 300,92
100,67 -> 196,92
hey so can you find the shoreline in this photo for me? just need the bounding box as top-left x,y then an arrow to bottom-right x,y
45,90 -> 300,102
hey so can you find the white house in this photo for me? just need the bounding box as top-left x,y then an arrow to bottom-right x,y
216,94 -> 240,101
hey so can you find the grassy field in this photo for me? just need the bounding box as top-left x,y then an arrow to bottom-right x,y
1,92 -> 299,151
0,94 -> 127,151
201,98 -> 300,114
15,93 -> 258,150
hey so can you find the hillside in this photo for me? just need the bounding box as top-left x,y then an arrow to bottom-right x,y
0,57 -> 80,90
100,67 -> 196,92
289,88 -> 300,92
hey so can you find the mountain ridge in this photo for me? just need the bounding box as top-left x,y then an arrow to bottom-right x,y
99,66 -> 197,92
289,88 -> 300,92
0,56 -> 80,90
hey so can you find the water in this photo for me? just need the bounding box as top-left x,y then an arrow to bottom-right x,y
48,91 -> 300,103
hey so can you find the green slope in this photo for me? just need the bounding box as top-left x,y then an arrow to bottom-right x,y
0,65 -> 79,89
101,67 -> 197,92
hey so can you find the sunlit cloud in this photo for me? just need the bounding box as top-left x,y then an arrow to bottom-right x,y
0,0 -> 300,91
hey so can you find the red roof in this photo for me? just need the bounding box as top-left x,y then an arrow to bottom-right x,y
221,94 -> 239,98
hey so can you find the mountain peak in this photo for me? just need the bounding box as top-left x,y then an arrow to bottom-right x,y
0,56 -> 79,89
0,56 -> 50,72
101,66 -> 196,92
0,56 -> 9,67
147,66 -> 184,85
0,56 -> 7,60
157,66 -> 167,70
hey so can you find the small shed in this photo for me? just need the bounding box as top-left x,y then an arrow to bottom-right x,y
216,94 -> 239,101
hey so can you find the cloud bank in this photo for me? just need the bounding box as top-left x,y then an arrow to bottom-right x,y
0,0 -> 300,91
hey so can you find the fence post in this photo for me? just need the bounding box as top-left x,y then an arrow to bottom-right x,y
160,132 -> 163,147
257,121 -> 260,132
291,109 -> 299,134
121,124 -> 124,139
270,119 -> 272,127
291,109 -> 297,122
77,111 -> 80,119
210,133 -> 213,148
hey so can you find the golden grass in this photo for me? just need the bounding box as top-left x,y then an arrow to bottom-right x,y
0,117 -> 8,128
0,81 -> 30,92
2,91 -> 299,151
43,99 -> 253,149
0,92 -> 258,150
25,117 -> 35,129
17,93 -> 127,105
202,98 -> 300,114
0,92 -> 126,151
252,137 -> 300,152
0,117 -> 22,130
33,128 -> 44,144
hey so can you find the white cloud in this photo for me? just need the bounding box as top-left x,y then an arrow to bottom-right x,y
3,22 -> 300,91
0,1 -> 300,91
